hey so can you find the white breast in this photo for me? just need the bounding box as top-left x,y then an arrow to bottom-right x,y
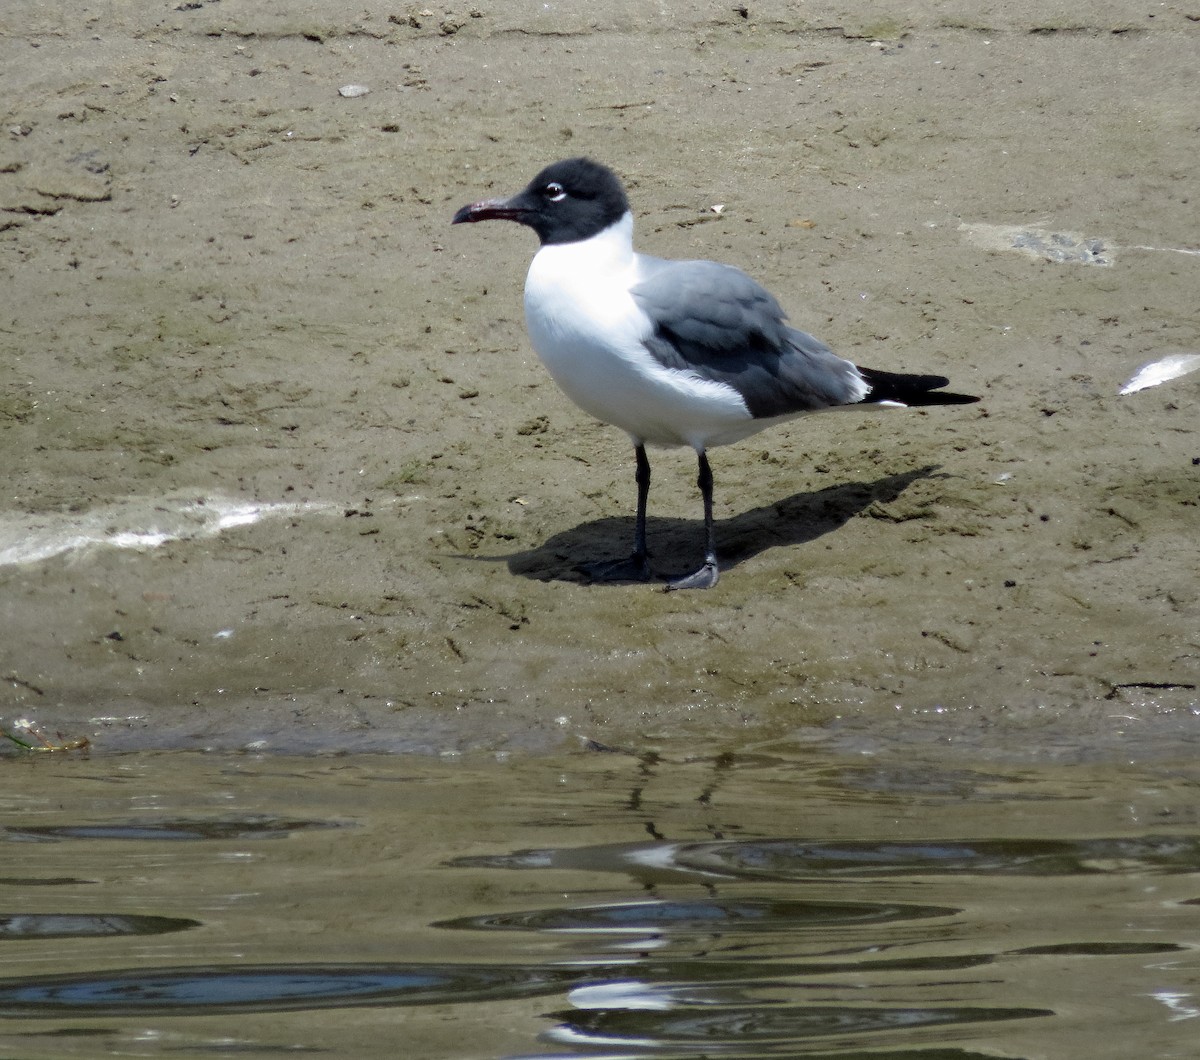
522,214 -> 753,449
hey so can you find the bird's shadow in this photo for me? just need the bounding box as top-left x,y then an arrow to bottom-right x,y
494,465 -> 944,585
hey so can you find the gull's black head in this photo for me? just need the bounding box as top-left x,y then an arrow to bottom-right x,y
451,157 -> 630,246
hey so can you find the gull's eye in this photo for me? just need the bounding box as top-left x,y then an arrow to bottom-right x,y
543,181 -> 567,202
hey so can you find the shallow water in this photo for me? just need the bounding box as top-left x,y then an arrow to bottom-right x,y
1,748 -> 1197,1058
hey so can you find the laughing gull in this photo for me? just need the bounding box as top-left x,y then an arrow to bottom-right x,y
452,157 -> 978,590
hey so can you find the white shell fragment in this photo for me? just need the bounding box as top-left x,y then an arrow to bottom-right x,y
338,84 -> 370,98
1118,353 -> 1200,396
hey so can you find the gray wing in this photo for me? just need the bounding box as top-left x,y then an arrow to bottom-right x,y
630,258 -> 865,418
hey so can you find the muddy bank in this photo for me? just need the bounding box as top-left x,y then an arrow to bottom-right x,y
2,1 -> 1196,756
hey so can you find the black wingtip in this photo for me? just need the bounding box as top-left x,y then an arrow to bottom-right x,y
859,367 -> 979,407
925,391 -> 981,406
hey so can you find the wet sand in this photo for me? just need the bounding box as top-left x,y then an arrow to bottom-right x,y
2,1 -> 1196,756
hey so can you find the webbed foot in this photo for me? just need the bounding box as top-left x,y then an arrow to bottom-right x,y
663,560 -> 719,592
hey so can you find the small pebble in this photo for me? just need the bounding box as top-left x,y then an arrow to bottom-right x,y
339,84 -> 370,98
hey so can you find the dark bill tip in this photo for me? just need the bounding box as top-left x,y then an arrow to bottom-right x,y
451,197 -> 528,225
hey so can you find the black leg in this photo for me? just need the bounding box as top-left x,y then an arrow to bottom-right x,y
579,443 -> 654,583
632,442 -> 650,564
664,450 -> 720,591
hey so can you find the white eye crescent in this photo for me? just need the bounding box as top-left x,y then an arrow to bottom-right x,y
544,181 -> 567,202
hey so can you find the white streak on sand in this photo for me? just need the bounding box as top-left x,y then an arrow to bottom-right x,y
0,494 -> 329,567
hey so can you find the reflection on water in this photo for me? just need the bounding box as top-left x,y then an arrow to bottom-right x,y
0,748 -> 1197,1057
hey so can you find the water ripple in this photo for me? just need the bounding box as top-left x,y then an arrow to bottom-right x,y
435,897 -> 958,935
0,913 -> 200,941
0,963 -> 582,1018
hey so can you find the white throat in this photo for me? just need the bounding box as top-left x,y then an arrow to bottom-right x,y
522,211 -> 641,359
532,210 -> 636,277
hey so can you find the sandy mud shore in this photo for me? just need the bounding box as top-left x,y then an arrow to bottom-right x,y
2,1 -> 1196,756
